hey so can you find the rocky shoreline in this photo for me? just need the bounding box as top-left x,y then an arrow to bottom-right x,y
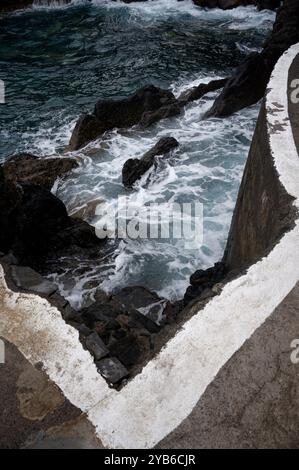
1,0 -> 299,387
0,147 -> 228,386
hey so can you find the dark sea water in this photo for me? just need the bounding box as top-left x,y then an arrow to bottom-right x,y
0,1 -> 275,307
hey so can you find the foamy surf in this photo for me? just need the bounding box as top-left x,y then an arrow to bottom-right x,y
0,1 -> 275,307
55,75 -> 258,306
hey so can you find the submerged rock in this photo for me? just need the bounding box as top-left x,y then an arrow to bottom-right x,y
122,137 -> 179,188
69,85 -> 179,151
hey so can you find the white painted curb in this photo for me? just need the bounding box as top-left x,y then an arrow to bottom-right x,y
1,44 -> 299,449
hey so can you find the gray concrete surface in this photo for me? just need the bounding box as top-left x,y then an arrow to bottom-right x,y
0,338 -> 102,449
158,282 -> 299,448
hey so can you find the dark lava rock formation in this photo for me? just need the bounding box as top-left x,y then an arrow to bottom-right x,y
122,137 -> 179,188
2,153 -> 78,191
69,79 -> 227,151
206,0 -> 299,117
69,85 -> 180,151
0,155 -> 100,269
184,262 -> 227,305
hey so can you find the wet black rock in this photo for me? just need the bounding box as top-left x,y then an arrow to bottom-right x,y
81,302 -> 120,326
184,262 -> 227,305
0,168 -> 103,270
122,137 -> 179,188
109,333 -> 142,367
69,85 -> 179,150
178,78 -> 228,106
85,332 -> 109,361
128,310 -> 161,334
10,265 -> 58,296
0,167 -> 22,254
96,357 -> 129,385
206,0 -> 299,117
205,53 -> 270,118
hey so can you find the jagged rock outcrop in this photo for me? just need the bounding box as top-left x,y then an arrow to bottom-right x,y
122,137 -> 179,188
69,79 -> 227,151
2,153 -> 78,191
206,0 -> 299,117
69,85 -> 180,151
178,78 -> 228,105
0,157 -> 102,269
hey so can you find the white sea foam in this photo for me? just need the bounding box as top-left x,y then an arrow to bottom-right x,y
55,73 -> 258,306
30,0 -> 275,32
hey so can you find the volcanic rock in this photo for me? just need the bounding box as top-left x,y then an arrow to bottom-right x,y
122,137 -> 179,188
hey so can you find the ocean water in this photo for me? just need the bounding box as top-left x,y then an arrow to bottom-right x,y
0,1 -> 275,307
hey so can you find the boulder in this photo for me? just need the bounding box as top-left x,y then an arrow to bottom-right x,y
81,302 -> 120,326
69,85 -> 179,150
184,261 -> 227,305
110,286 -> 165,322
0,176 -> 102,268
122,137 -> 179,188
2,153 -> 78,191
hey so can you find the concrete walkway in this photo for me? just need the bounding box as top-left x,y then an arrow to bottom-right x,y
158,282 -> 299,448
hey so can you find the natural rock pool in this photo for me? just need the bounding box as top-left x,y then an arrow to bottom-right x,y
0,0 -> 275,308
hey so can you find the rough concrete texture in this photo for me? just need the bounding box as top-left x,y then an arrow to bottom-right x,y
158,281 -> 299,449
223,98 -> 296,270
0,339 -> 81,449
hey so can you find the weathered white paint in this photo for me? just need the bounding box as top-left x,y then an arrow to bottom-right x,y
1,44 -> 299,449
0,272 -> 113,412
